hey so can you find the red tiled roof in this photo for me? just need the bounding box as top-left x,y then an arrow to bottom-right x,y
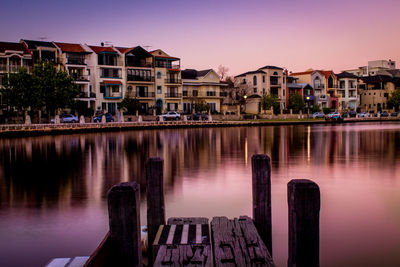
103,80 -> 122,85
0,42 -> 31,55
55,42 -> 88,53
116,47 -> 137,54
319,70 -> 336,79
89,45 -> 117,54
291,70 -> 314,76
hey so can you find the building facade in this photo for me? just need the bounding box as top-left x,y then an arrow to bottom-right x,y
181,69 -> 223,113
336,72 -> 359,110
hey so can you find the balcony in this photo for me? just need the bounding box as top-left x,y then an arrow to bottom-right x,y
67,58 -> 86,65
168,64 -> 180,69
314,84 -> 325,89
0,64 -> 6,72
270,82 -> 281,86
206,91 -> 217,97
126,62 -> 153,68
165,78 -> 181,84
70,74 -> 89,82
127,75 -> 154,82
135,91 -> 155,98
76,92 -> 96,98
165,92 -> 182,98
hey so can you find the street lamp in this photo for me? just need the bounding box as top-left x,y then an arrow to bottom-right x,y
243,95 -> 247,114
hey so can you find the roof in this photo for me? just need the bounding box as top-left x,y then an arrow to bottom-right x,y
181,69 -> 214,79
318,70 -> 336,79
0,42 -> 31,55
336,71 -> 358,79
258,65 -> 283,70
234,70 -> 266,78
22,39 -> 57,49
88,45 -> 117,54
287,83 -> 313,89
290,70 -> 314,76
55,42 -> 89,53
360,75 -> 394,83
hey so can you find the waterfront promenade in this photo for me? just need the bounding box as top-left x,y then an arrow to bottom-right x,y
0,117 -> 399,138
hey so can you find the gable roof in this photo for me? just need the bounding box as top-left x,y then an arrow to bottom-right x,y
22,39 -> 56,49
234,70 -> 266,78
0,42 -> 31,55
336,71 -> 358,79
259,65 -> 283,70
181,69 -> 215,79
88,45 -> 117,54
151,49 -> 179,60
291,70 -> 314,76
55,42 -> 90,53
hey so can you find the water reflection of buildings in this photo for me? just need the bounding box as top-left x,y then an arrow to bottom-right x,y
0,124 -> 400,209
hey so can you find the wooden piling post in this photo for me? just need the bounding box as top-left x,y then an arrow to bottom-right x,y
108,182 -> 142,267
288,179 -> 320,267
146,157 -> 166,264
251,154 -> 272,255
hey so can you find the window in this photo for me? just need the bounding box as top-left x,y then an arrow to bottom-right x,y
263,88 -> 265,94
157,86 -> 162,94
254,88 -> 257,93
87,69 -> 90,76
253,76 -> 257,85
101,68 -> 121,78
157,72 -> 162,79
283,77 -> 285,83
112,85 -> 119,93
262,76 -> 265,83
273,72 -> 278,75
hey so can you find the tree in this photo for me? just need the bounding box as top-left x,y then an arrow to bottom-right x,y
288,93 -> 305,113
194,100 -> 209,113
120,95 -> 140,114
389,89 -> 400,111
32,61 -> 78,115
217,65 -> 229,81
260,93 -> 280,114
1,68 -> 39,114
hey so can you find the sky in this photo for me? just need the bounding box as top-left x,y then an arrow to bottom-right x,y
1,0 -> 400,76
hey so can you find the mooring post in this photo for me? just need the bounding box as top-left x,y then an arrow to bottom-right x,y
251,154 -> 272,255
146,157 -> 166,265
288,179 -> 320,267
108,182 -> 142,267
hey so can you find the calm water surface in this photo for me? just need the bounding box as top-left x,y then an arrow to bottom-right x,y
1,122 -> 400,267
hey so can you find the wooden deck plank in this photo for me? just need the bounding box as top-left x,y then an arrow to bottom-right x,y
211,216 -> 275,267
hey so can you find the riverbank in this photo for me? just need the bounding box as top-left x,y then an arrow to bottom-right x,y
0,117 -> 399,138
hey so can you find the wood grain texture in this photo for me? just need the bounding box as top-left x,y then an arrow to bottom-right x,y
211,216 -> 274,267
288,179 -> 320,267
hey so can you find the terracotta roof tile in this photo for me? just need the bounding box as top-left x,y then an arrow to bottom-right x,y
88,45 -> 117,54
0,42 -> 31,55
55,42 -> 88,53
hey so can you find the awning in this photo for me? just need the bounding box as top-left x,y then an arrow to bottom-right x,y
103,80 -> 122,85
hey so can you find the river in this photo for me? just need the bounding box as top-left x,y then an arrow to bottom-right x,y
1,122 -> 400,267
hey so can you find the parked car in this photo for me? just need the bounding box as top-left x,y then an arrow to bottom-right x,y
375,111 -> 390,117
326,112 -> 341,119
357,112 -> 369,118
157,111 -> 181,121
391,112 -> 399,117
342,111 -> 357,118
93,113 -> 114,123
51,114 -> 78,123
188,113 -> 208,121
312,112 -> 325,118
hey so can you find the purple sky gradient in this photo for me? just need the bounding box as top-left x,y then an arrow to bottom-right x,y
2,0 -> 400,76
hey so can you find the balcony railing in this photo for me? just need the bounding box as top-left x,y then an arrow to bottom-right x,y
0,64 -> 6,71
135,92 -> 155,98
270,82 -> 281,86
206,91 -> 217,96
71,74 -> 89,81
165,78 -> 181,84
165,92 -> 182,98
168,64 -> 180,69
76,92 -> 96,98
126,62 -> 153,68
67,58 -> 86,65
127,75 -> 154,82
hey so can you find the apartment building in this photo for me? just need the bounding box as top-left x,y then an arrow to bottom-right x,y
55,42 -> 94,109
346,59 -> 396,77
234,65 -> 287,114
86,45 -> 123,114
117,46 -> 154,114
336,72 -> 358,110
291,69 -> 339,109
181,69 -> 223,113
21,40 -> 61,67
151,49 -> 182,114
286,75 -> 314,109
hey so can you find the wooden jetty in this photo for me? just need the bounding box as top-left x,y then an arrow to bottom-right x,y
46,154 -> 321,267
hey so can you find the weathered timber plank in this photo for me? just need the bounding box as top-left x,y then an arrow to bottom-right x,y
211,216 -> 274,267
154,217 -> 211,267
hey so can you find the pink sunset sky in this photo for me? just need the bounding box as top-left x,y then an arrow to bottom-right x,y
1,0 -> 400,76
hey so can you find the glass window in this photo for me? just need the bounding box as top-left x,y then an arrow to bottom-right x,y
157,72 -> 162,79
157,86 -> 162,94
